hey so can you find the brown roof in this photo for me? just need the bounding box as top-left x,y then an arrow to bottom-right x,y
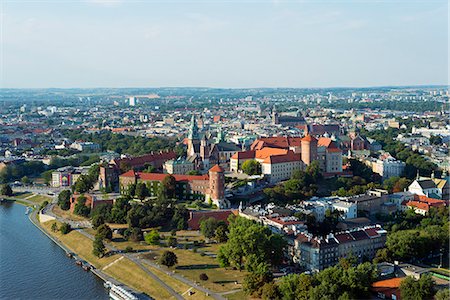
262,151 -> 301,164
250,137 -> 303,150
334,232 -> 354,243
187,210 -> 238,230
120,171 -> 209,182
209,164 -> 225,173
113,151 -> 177,168
302,134 -> 317,143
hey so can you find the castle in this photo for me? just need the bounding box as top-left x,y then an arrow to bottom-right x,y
119,164 -> 230,208
185,115 -> 240,171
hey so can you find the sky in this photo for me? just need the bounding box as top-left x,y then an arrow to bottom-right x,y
1,0 -> 448,88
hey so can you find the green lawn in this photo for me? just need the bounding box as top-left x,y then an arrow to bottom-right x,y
105,258 -> 174,300
27,194 -> 52,204
224,290 -> 246,300
13,192 -> 33,199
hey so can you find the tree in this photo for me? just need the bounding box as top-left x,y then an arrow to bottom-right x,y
400,275 -> 435,300
57,190 -> 72,210
97,224 -> 113,240
186,170 -> 201,175
277,273 -> 312,300
145,229 -> 161,245
162,175 -> 177,199
243,262 -> 273,297
92,236 -> 106,258
218,216 -> 286,271
214,222 -> 229,243
73,195 -> 90,217
135,182 -> 149,200
261,282 -> 281,300
241,160 -> 262,176
92,214 -> 105,229
435,288 -> 449,300
60,223 -> 72,234
124,227 -> 143,242
0,184 -> 13,196
167,236 -> 177,248
199,217 -> 220,239
51,222 -> 58,232
110,197 -> 131,224
199,273 -> 209,281
21,176 -> 31,185
159,250 -> 178,267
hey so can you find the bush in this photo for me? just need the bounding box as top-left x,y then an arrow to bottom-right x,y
159,251 -> 178,268
167,236 -> 177,248
97,224 -> 113,240
199,273 -> 209,281
57,190 -> 72,211
124,227 -> 143,242
60,223 -> 72,234
145,229 -> 161,245
0,184 -> 13,196
124,246 -> 134,253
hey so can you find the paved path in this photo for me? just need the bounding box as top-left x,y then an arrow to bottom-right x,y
77,229 -> 184,300
139,256 -> 225,300
30,198 -> 227,300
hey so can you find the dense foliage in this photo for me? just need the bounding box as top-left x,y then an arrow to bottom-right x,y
57,190 -> 72,210
264,161 -> 321,203
62,129 -> 184,156
374,207 -> 449,264
400,274 -> 435,300
248,259 -> 378,299
199,217 -> 228,242
241,160 -> 262,176
217,216 -> 286,271
0,184 -> 13,196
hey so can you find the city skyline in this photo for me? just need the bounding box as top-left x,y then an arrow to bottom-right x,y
2,0 -> 448,88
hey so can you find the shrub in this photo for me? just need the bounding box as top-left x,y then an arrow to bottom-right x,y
60,223 -> 72,234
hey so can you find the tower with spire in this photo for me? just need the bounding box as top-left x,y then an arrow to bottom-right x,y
187,115 -> 200,156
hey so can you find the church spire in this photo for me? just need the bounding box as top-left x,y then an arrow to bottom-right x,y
188,115 -> 199,140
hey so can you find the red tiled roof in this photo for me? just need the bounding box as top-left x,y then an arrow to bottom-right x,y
231,151 -> 256,160
263,151 -> 301,164
334,232 -> 354,243
209,164 -> 224,173
114,151 -> 177,168
120,171 -> 208,182
406,201 -> 430,211
350,230 -> 369,241
414,195 -> 446,207
250,137 -> 303,150
364,228 -> 380,238
302,134 -> 317,143
372,277 -> 403,289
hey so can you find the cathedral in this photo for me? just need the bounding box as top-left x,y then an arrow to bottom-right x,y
186,115 -> 241,172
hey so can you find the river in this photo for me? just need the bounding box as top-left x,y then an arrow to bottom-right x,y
0,202 -> 109,300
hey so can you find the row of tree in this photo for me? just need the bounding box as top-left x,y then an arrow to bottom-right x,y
263,161 -> 321,203
62,129 -> 184,156
374,206 -> 449,264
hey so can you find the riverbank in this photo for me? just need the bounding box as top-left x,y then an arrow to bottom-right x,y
14,198 -> 243,300
0,203 -> 108,300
